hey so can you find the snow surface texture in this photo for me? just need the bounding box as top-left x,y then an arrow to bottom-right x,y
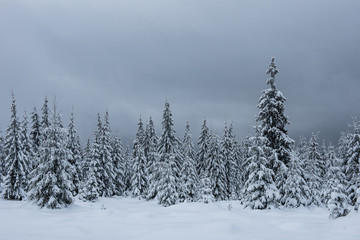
1,197 -> 359,240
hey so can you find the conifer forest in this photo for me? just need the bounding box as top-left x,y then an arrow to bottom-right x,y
2,2 -> 360,239
1,57 -> 358,222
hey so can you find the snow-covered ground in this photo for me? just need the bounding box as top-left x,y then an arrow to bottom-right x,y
1,197 -> 359,240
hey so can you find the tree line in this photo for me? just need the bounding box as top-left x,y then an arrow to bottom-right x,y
0,58 -> 358,219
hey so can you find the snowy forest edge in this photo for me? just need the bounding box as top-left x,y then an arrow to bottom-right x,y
0,58 -> 359,220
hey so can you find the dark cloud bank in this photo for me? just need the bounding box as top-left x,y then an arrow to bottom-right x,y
0,0 -> 359,145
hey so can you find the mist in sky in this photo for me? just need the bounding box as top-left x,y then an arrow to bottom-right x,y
1,0 -> 359,145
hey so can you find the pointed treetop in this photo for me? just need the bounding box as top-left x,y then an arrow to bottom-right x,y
185,121 -> 190,130
104,111 -> 110,124
351,117 -> 360,134
266,57 -> 278,88
224,121 -> 228,131
97,113 -> 102,126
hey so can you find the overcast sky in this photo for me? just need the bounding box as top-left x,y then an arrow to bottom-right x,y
0,0 -> 359,146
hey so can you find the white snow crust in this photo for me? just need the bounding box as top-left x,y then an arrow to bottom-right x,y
0,197 -> 359,240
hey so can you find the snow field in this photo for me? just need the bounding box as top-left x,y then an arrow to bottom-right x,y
1,197 -> 359,240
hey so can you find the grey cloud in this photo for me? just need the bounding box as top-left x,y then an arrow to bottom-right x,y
0,0 -> 359,145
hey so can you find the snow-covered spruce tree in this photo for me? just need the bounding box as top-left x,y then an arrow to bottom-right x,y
204,131 -> 227,201
319,140 -> 330,204
0,128 -> 5,188
156,155 -> 179,207
2,95 -> 29,200
144,117 -> 156,159
20,111 -> 34,179
228,123 -> 242,199
196,119 -> 210,178
131,118 -> 148,198
41,96 -> 50,132
199,177 -> 214,203
89,114 -> 105,196
98,112 -> 116,197
112,135 -> 126,196
239,136 -> 252,194
283,151 -> 311,208
326,145 -> 350,219
221,122 -> 237,199
81,139 -> 92,181
305,132 -> 323,206
131,140 -> 147,199
319,140 -> 329,182
179,122 -> 199,202
66,110 -> 81,195
242,126 -> 279,209
81,112 -> 115,197
28,102 -> 75,208
79,138 -> 100,202
145,117 -> 160,200
80,161 -> 99,202
322,146 -> 344,203
338,132 -> 351,173
297,136 -> 308,166
328,182 -> 350,219
155,101 -> 182,206
123,145 -> 132,194
135,117 -> 146,146
29,106 -> 41,167
256,57 -> 293,204
345,119 -> 360,209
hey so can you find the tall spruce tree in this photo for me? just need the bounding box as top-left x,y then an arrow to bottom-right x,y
66,110 -> 81,195
29,106 -> 41,168
20,111 -> 34,178
221,122 -> 237,199
41,96 -> 50,131
319,140 -> 329,182
196,119 -> 210,178
135,117 -> 145,146
229,123 -> 243,199
0,128 -> 5,187
99,112 -> 116,197
256,57 -> 294,204
297,136 -> 308,166
305,132 -> 323,206
338,132 -> 351,174
239,136 -> 252,196
29,102 -> 75,208
124,145 -> 132,194
155,101 -> 182,206
319,140 -> 329,204
145,117 -> 160,200
2,95 -> 28,200
131,141 -> 147,199
112,135 -> 126,196
80,138 -> 100,202
131,118 -> 148,198
345,119 -> 360,208
242,126 -> 279,209
90,114 -> 105,196
204,131 -> 227,201
81,139 -> 92,181
179,122 -> 199,202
